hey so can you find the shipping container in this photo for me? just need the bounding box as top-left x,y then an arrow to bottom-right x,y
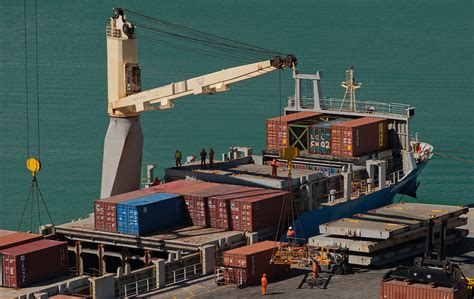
331,117 -> 388,157
266,112 -> 322,150
0,232 -> 43,250
230,191 -> 288,232
309,119 -> 348,155
0,230 -> 16,238
94,189 -> 151,233
222,241 -> 289,285
117,193 -> 184,236
169,181 -> 220,196
380,279 -> 468,299
184,184 -> 243,227
0,239 -> 68,289
208,187 -> 263,230
147,180 -> 200,193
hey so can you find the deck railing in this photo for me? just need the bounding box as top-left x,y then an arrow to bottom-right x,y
288,96 -> 412,118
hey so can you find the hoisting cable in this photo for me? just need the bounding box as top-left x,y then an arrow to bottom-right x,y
133,22 -> 270,60
124,9 -> 284,57
18,0 -> 54,232
140,34 -> 255,63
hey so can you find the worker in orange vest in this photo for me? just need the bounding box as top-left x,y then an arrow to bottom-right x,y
286,226 -> 296,244
312,259 -> 319,279
261,273 -> 267,295
271,159 -> 278,177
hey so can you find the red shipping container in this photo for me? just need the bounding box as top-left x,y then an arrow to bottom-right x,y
209,187 -> 276,230
1,239 -> 68,289
230,191 -> 288,232
380,279 -> 468,299
147,180 -> 199,193
0,230 -> 16,239
184,184 -> 243,227
94,189 -> 151,233
266,112 -> 322,150
331,117 -> 388,157
0,232 -> 43,250
222,241 -> 289,285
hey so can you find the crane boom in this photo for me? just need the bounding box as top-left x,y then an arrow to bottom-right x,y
101,8 -> 296,198
111,60 -> 279,115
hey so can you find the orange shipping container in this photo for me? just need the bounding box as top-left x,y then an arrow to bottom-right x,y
266,112 -> 322,150
331,117 -> 388,157
380,279 -> 468,299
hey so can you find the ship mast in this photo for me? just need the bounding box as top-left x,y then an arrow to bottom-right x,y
340,66 -> 362,112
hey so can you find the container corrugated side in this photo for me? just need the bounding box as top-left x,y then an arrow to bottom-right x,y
266,112 -> 322,150
147,180 -> 200,193
380,279 -> 468,299
117,193 -> 184,236
309,119 -> 348,154
1,239 -> 68,289
331,117 -> 388,157
94,189 -> 151,233
230,191 -> 288,232
0,232 -> 43,250
185,184 -> 243,227
222,241 -> 289,285
0,230 -> 16,238
208,187 -> 269,230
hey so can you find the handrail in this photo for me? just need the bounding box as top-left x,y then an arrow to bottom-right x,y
288,96 -> 412,118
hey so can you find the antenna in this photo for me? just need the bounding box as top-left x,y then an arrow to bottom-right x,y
339,66 -> 362,112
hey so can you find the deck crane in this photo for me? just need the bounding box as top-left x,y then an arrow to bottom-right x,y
101,8 -> 297,198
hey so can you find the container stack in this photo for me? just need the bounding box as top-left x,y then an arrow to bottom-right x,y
266,114 -> 389,159
330,117 -> 388,157
266,112 -> 322,150
309,203 -> 468,266
219,241 -> 289,286
0,231 -> 68,289
93,180 -> 289,236
116,193 -> 185,236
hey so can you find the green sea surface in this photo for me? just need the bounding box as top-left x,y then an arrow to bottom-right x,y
0,0 -> 473,230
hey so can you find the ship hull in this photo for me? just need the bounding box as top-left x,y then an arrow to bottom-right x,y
296,159 -> 428,238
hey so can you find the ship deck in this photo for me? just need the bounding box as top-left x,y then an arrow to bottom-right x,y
164,158 -> 322,189
55,215 -> 246,252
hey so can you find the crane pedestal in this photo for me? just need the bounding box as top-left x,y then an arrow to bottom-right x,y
100,116 -> 143,198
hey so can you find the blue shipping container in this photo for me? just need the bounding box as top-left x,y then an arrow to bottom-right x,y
309,119 -> 347,154
116,193 -> 184,236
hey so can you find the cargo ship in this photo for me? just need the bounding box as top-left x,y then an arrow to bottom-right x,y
164,67 -> 434,239
0,8 -> 438,296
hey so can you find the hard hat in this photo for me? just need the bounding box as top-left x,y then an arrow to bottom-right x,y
289,226 -> 293,230
263,273 -> 266,277
273,159 -> 276,162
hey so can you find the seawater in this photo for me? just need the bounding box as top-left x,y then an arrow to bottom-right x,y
0,0 -> 473,230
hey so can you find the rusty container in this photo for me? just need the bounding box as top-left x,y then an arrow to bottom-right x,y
0,230 -> 16,238
167,182 -> 220,225
183,184 -> 243,227
380,279 -> 468,299
331,117 -> 388,157
230,190 -> 288,232
266,112 -> 322,150
222,241 -> 289,285
94,189 -> 151,233
147,180 -> 200,193
0,239 -> 68,288
208,187 -> 263,229
0,232 -> 43,251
